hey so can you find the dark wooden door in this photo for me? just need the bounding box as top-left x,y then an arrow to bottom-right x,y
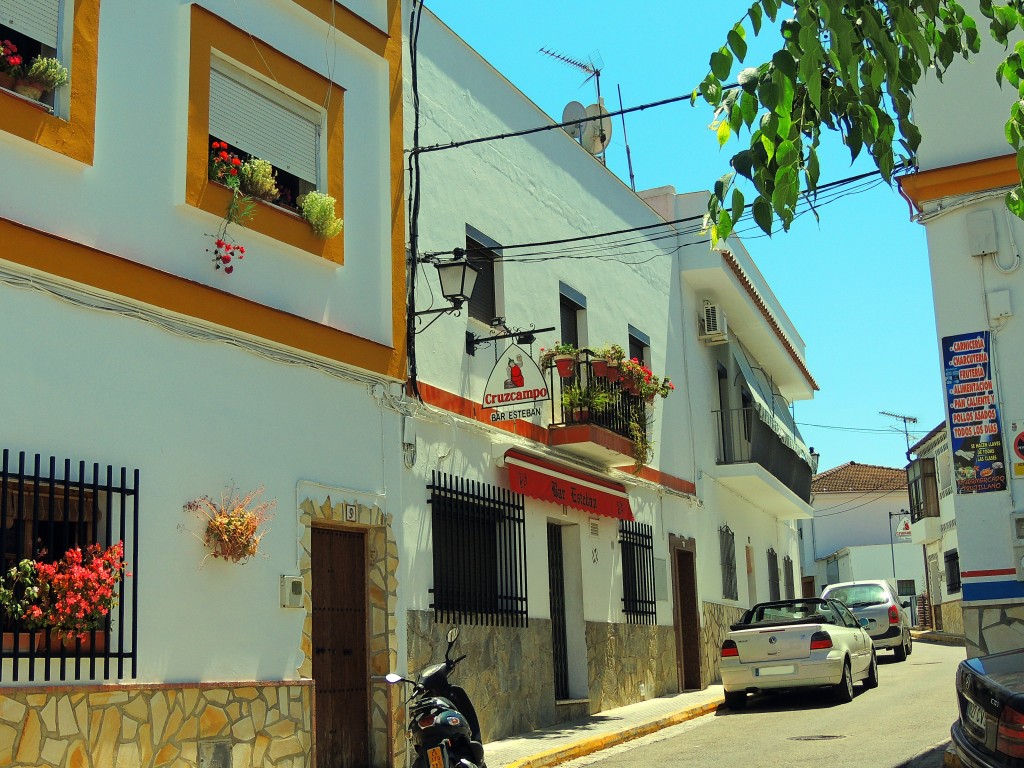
673,548 -> 701,690
547,523 -> 569,700
312,526 -> 368,768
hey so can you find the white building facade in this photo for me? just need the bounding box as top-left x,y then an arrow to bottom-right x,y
898,0 -> 1024,656
397,4 -> 818,745
0,1 -> 406,767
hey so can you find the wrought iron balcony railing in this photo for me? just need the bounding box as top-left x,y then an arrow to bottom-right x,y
545,352 -> 646,443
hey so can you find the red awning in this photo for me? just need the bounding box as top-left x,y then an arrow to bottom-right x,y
504,449 -> 633,520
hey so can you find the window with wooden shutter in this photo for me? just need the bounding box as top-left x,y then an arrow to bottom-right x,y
466,236 -> 497,324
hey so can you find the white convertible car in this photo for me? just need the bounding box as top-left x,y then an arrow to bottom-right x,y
720,597 -> 877,709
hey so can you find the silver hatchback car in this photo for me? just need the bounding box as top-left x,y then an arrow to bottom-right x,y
821,580 -> 913,661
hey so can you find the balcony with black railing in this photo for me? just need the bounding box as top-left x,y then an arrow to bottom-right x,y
545,351 -> 648,466
712,406 -> 813,516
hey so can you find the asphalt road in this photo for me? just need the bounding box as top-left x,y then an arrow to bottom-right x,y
556,641 -> 965,768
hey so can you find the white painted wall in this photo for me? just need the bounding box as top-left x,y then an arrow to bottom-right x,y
0,0 -> 396,344
0,275 -> 402,683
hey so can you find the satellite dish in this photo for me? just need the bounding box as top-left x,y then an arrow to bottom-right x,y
561,101 -> 587,139
580,102 -> 612,155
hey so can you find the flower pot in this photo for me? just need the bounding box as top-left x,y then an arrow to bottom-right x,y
605,362 -> 620,383
623,379 -> 640,396
590,359 -> 609,378
553,355 -> 576,378
13,80 -> 45,101
2,630 -> 41,653
47,632 -> 107,654
571,407 -> 590,422
0,71 -> 15,91
645,392 -> 656,404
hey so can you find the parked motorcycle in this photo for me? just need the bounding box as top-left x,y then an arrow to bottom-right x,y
386,626 -> 486,768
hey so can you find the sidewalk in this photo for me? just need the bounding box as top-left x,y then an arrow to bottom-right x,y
910,629 -> 965,647
485,685 -> 725,768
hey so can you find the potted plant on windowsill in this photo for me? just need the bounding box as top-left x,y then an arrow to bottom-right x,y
0,40 -> 22,92
14,56 -> 69,102
561,383 -> 614,422
299,191 -> 344,239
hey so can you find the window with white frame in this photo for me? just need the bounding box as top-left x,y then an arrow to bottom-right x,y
208,59 -> 322,211
0,0 -> 65,109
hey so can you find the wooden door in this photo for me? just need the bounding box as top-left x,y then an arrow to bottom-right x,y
672,548 -> 701,690
312,526 -> 368,768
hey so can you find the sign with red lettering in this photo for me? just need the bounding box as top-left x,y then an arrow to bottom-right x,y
481,344 -> 550,423
504,450 -> 633,520
943,331 -> 1006,494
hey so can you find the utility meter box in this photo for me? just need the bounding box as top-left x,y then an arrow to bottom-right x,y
281,575 -> 304,608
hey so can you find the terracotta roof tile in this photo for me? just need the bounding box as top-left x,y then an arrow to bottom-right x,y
811,461 -> 907,493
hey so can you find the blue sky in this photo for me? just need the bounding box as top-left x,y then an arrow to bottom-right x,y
423,0 -> 948,472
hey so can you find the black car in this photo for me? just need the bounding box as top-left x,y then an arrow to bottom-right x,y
952,648 -> 1024,767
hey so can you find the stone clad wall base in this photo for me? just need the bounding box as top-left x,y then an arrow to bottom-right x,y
585,621 -> 676,711
0,681 -> 312,767
937,599 -> 964,637
406,611 -> 676,748
700,602 -> 746,685
964,603 -> 1024,658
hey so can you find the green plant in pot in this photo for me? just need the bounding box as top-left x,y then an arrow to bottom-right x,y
300,191 -> 344,239
238,158 -> 279,202
628,405 -> 654,473
561,384 -> 613,421
15,56 -> 69,101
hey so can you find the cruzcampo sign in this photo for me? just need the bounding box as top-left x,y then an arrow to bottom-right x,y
943,330 -> 1007,494
481,344 -> 550,423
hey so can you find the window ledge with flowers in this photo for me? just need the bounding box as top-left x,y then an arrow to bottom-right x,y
0,542 -> 130,653
205,139 -> 343,274
0,41 -> 69,110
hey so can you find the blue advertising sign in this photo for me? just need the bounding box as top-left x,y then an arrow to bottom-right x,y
943,331 -> 1006,494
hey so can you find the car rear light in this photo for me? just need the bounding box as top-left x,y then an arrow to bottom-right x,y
721,639 -> 738,658
810,631 -> 833,650
998,705 -> 1024,758
888,605 -> 899,625
417,714 -> 436,728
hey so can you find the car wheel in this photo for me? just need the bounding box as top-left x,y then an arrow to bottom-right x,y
833,660 -> 854,703
894,638 -> 908,662
724,690 -> 747,710
907,633 -> 913,656
863,653 -> 879,689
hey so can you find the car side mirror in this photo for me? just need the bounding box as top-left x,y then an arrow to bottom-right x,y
901,601 -> 911,609
860,617 -> 870,628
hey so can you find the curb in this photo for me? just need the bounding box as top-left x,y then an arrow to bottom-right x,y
911,631 -> 965,647
504,699 -> 723,768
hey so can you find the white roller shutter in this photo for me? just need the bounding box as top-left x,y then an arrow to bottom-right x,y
209,68 -> 320,186
0,0 -> 59,49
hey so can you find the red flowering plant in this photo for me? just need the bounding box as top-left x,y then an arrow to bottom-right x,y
206,140 -> 255,274
620,358 -> 675,401
0,40 -> 23,79
19,542 -> 130,643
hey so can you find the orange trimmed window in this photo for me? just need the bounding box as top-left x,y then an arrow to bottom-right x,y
187,6 -> 345,264
0,0 -> 99,164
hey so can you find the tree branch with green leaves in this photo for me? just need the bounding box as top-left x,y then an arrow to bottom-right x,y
692,0 -> 1024,245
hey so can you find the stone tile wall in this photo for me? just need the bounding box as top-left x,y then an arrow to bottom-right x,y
964,603 -> 1024,657
937,599 -> 964,638
0,681 -> 311,768
699,601 -> 745,685
585,621 -> 676,711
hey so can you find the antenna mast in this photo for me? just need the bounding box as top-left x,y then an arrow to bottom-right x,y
879,411 -> 919,460
539,47 -> 602,104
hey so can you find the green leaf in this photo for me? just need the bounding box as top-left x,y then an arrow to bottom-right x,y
776,139 -> 798,169
1007,186 -> 1024,220
761,0 -> 779,22
749,2 -> 763,34
729,26 -> 748,62
806,145 -> 820,191
740,90 -> 759,128
717,119 -> 732,147
711,49 -> 733,80
772,49 -> 797,80
752,196 -> 774,235
732,149 -> 756,180
717,208 -> 734,241
731,187 -> 745,224
714,172 -> 734,203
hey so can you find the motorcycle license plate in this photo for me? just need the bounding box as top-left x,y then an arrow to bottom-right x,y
427,745 -> 445,768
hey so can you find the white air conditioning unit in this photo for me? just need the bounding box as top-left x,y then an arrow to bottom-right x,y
699,302 -> 728,344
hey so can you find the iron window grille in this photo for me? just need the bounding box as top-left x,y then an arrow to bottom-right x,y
719,525 -> 738,601
897,579 -> 916,597
0,449 -> 138,683
783,555 -> 795,599
618,520 -> 656,625
428,471 -> 527,627
944,549 -> 961,594
767,548 -> 780,601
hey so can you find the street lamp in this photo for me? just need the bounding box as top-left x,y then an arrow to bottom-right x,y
414,250 -> 480,319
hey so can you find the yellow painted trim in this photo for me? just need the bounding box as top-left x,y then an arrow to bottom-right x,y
897,155 -> 1018,209
385,0 -> 408,383
0,0 -> 99,164
0,217 -> 404,379
186,6 -> 345,264
286,0 -> 389,55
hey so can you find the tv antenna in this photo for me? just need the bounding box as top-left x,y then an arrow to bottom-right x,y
541,48 -> 612,160
879,411 -> 919,459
